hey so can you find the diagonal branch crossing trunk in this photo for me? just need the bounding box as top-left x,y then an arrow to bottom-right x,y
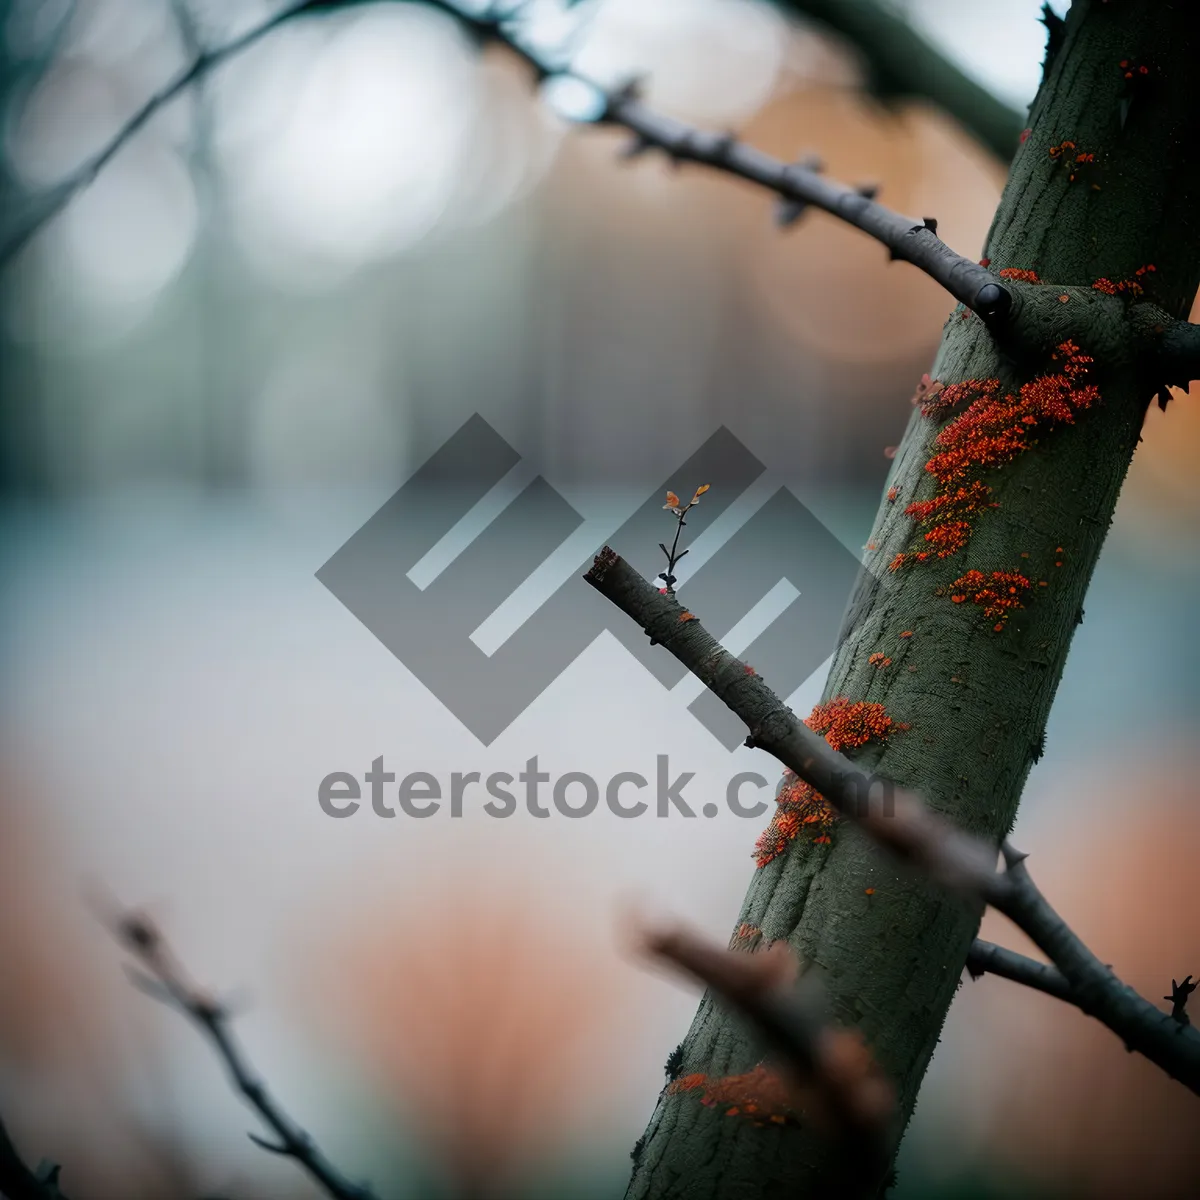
628,5 -> 1200,1197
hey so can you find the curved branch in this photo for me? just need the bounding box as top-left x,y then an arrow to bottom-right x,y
774,0 -> 1026,162
586,547 -> 1200,1096
598,88 -> 1010,321
0,0 -> 1012,322
107,911 -> 377,1200
965,938 -> 1074,1004
986,845 -> 1200,1093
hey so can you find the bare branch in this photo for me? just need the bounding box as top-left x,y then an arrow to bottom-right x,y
0,0 -> 1012,323
105,911 -> 378,1200
637,921 -> 893,1183
985,846 -> 1200,1093
585,547 -> 1200,1095
774,0 -> 1026,162
965,938 -> 1074,1005
595,88 -> 1010,321
583,547 -> 999,893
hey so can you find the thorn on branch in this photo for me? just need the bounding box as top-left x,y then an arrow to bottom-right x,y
619,133 -> 653,160
1166,976 -> 1198,1025
775,197 -> 809,228
1039,3 -> 1066,84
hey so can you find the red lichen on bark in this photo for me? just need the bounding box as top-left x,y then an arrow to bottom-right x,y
754,700 -> 897,868
896,342 -> 1097,570
998,267 -> 1041,283
668,1065 -> 796,1126
947,569 -> 1033,631
1092,263 -> 1155,299
1049,141 -> 1098,184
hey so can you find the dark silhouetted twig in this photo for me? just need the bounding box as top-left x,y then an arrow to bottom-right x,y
105,910 -> 379,1200
0,1 -> 1012,325
1166,976 -> 1198,1025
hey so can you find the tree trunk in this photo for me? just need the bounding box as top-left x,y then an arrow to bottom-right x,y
628,4 -> 1200,1197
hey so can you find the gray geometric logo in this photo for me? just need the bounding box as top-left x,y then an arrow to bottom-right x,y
317,415 -> 864,749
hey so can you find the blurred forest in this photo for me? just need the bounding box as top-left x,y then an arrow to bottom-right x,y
0,1 -> 1198,1197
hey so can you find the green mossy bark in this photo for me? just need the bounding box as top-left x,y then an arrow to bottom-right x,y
628,4 -> 1200,1198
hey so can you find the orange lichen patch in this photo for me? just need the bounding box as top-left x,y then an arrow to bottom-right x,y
864,887 -> 876,896
896,342 -> 1098,572
899,630 -> 913,639
868,653 -> 891,668
904,481 -> 995,559
729,923 -> 763,951
807,698 -> 895,749
947,569 -> 1032,630
754,700 -> 898,868
679,611 -> 696,622
668,1064 -> 798,1127
887,486 -> 899,503
1092,264 -> 1155,300
754,778 -> 833,868
1049,141 -> 1097,183
927,343 -> 1096,483
919,377 -> 999,419
998,267 -> 1041,284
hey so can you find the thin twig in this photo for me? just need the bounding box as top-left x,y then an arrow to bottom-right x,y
0,0 -> 1012,323
965,939 -> 1074,1004
105,911 -> 379,1200
586,546 -> 1200,1095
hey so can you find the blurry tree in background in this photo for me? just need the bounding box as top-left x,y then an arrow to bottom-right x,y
2,2 -> 1200,1200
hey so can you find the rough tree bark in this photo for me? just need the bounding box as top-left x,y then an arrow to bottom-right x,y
628,5 -> 1200,1198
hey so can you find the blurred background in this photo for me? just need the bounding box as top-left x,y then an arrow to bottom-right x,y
1,0 -> 1198,1196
